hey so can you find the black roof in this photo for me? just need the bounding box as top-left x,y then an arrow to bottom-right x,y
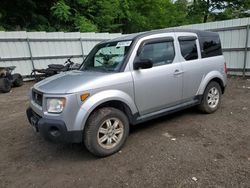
108,28 -> 219,43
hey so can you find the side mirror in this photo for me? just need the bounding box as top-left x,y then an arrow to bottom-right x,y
134,59 -> 153,70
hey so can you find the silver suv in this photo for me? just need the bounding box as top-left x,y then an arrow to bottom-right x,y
27,29 -> 227,157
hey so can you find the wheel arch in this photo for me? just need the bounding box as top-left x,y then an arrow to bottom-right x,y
75,90 -> 138,131
209,77 -> 225,94
88,100 -> 135,125
197,71 -> 226,96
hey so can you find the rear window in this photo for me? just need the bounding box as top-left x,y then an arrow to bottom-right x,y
200,36 -> 222,58
179,40 -> 198,61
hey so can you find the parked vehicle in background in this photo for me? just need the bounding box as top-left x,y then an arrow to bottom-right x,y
0,66 -> 23,93
31,56 -> 81,81
27,29 -> 227,157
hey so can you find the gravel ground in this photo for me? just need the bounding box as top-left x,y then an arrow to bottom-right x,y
0,77 -> 250,188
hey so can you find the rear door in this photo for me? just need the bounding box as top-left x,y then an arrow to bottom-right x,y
176,33 -> 205,101
131,34 -> 183,115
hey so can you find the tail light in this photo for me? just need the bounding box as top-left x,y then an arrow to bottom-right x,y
224,63 -> 227,74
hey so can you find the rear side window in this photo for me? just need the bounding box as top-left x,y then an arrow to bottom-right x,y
200,36 -> 222,58
179,40 -> 198,61
139,41 -> 175,67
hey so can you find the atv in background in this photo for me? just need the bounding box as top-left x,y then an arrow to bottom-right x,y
31,56 -> 81,82
0,66 -> 23,93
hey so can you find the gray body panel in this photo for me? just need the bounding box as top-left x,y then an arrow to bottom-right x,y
131,63 -> 183,115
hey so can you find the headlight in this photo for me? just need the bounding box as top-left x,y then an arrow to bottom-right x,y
46,98 -> 65,113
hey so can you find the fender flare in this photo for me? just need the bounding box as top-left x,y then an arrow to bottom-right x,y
73,90 -> 138,130
197,71 -> 225,95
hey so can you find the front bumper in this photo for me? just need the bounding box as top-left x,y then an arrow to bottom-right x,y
26,107 -> 82,143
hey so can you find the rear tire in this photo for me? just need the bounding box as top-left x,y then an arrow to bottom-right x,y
198,81 -> 222,114
84,107 -> 129,157
13,73 -> 23,87
0,78 -> 11,93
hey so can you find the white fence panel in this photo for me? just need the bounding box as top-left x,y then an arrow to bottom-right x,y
0,17 -> 249,77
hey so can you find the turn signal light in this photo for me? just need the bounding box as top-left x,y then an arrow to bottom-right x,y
80,93 -> 90,101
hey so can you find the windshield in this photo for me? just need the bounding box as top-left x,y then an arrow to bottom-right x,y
80,40 -> 133,72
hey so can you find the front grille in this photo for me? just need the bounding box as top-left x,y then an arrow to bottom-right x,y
32,89 -> 43,106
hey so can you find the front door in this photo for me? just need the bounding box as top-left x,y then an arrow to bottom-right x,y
132,35 -> 183,115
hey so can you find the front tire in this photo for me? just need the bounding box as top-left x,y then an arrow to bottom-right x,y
198,81 -> 222,114
84,107 -> 129,157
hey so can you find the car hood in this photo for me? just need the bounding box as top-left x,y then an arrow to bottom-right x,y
34,70 -> 112,94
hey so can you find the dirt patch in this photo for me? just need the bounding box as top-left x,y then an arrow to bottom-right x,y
0,77 -> 250,188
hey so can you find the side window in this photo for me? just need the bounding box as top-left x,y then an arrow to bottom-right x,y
200,36 -> 222,58
179,39 -> 198,61
139,41 -> 175,67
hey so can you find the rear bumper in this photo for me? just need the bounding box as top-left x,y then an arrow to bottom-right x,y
26,107 -> 82,143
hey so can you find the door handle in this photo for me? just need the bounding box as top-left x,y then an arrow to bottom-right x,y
174,69 -> 184,75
